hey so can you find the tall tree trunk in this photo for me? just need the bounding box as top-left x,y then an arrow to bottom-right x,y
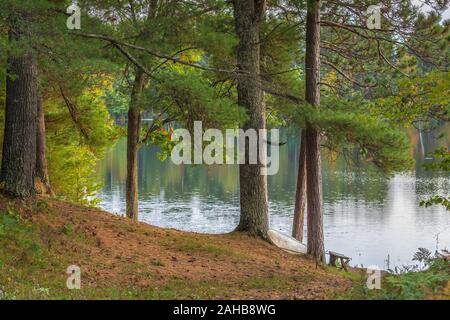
233,0 -> 269,239
292,130 -> 307,241
35,96 -> 53,196
126,70 -> 145,221
305,0 -> 325,262
1,20 -> 37,199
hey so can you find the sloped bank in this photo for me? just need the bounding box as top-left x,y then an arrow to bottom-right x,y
0,194 -> 352,300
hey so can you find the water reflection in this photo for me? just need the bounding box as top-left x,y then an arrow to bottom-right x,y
97,126 -> 450,268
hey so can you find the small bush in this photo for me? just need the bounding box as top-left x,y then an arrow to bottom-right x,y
343,249 -> 450,300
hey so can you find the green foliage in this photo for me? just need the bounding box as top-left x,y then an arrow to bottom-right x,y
421,196 -> 450,211
289,96 -> 414,174
377,259 -> 449,300
44,83 -> 118,205
373,71 -> 450,128
136,67 -> 249,163
153,70 -> 247,130
0,0 -> 120,205
320,112 -> 413,174
0,77 -> 117,206
342,249 -> 450,300
104,81 -> 130,117
47,145 -> 102,206
78,87 -> 120,151
381,249 -> 450,300
423,147 -> 450,172
420,147 -> 450,211
141,122 -> 175,162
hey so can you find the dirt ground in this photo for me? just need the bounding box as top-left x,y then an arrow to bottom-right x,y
0,194 -> 353,299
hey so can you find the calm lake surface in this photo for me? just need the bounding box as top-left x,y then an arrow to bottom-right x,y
97,127 -> 450,269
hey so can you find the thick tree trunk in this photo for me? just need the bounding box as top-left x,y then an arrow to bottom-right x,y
126,70 -> 145,221
305,0 -> 325,262
292,130 -> 307,241
1,23 -> 37,199
35,96 -> 53,196
233,0 -> 269,239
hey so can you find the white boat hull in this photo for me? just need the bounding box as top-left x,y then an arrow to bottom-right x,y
268,229 -> 307,255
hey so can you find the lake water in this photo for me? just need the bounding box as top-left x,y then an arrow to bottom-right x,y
97,127 -> 450,269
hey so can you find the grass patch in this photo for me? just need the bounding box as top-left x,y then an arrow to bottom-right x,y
0,209 -> 43,266
61,223 -> 75,236
151,259 -> 165,267
0,208 -> 52,300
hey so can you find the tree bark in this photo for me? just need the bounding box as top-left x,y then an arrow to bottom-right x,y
233,0 -> 269,239
126,70 -> 145,221
35,96 -> 53,196
292,130 -> 307,242
1,20 -> 37,199
305,0 -> 325,262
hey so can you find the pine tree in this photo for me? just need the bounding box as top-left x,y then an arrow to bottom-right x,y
282,0 -> 449,260
232,0 -> 270,238
1,9 -> 38,198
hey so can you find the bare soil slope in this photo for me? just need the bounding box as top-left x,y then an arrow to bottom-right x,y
0,194 -> 352,299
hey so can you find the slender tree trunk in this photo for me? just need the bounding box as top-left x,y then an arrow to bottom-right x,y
233,0 -> 269,238
305,0 -> 325,262
292,130 -> 307,241
126,70 -> 145,221
305,127 -> 325,262
35,96 -> 53,196
1,20 -> 37,199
